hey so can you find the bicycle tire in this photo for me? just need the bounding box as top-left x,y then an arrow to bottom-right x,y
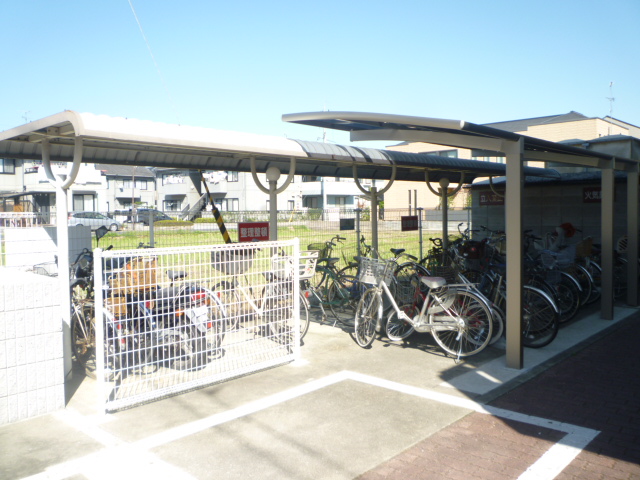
299,291 -> 310,341
583,260 -> 601,304
310,265 -> 329,289
337,264 -> 359,278
385,303 -> 417,341
547,272 -> 581,324
327,274 -> 359,318
428,289 -> 493,357
489,304 -> 505,345
521,285 -> 559,348
564,264 -> 593,307
212,280 -> 243,332
71,301 -> 97,378
205,291 -> 227,357
354,288 -> 382,348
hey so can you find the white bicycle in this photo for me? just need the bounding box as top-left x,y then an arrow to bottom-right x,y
353,256 -> 494,358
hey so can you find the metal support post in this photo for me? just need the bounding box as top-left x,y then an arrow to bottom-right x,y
626,167 -> 639,306
42,138 -> 83,380
601,165 -> 615,319
149,210 -> 155,247
440,178 -> 450,251
267,167 -> 280,241
504,139 -> 525,369
370,187 -> 379,257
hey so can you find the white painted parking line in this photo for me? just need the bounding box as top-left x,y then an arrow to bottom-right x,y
18,370 -> 599,480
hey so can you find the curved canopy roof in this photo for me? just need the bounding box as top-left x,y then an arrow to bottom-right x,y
282,111 -> 638,171
0,110 -> 557,184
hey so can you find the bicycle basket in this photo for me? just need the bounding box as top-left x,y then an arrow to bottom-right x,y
307,242 -> 329,259
358,256 -> 394,285
556,244 -> 576,267
432,265 -> 457,284
539,251 -> 557,269
575,237 -> 593,258
271,250 -> 319,281
212,248 -> 255,275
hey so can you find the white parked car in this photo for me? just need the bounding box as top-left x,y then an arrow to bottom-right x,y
68,212 -> 122,231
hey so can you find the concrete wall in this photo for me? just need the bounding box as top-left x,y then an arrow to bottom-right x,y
2,226 -> 92,269
0,270 -> 64,425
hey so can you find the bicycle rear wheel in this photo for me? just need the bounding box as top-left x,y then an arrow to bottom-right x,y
71,301 -> 97,378
522,285 -> 559,348
354,288 -> 382,348
429,289 -> 493,357
299,292 -> 310,341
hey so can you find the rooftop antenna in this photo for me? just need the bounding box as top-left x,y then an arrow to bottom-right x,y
606,81 -> 615,116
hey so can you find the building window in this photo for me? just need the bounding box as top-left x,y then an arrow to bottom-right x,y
163,200 -> 181,211
428,150 -> 458,158
227,171 -> 238,182
287,200 -> 295,210
214,198 -> 239,211
304,197 -> 319,208
135,179 -> 148,190
0,159 -> 16,174
73,194 -> 95,212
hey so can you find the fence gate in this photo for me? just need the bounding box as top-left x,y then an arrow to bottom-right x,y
94,239 -> 300,412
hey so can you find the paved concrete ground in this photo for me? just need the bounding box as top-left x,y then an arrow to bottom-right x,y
1,305 -> 639,480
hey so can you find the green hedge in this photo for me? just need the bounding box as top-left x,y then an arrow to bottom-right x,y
154,220 -> 194,227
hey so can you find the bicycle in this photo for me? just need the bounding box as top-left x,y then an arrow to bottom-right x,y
307,235 -> 347,288
212,248 -> 313,346
302,256 -> 362,327
354,254 -> 494,359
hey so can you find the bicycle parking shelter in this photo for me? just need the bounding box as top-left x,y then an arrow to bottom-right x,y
1,110 -> 635,371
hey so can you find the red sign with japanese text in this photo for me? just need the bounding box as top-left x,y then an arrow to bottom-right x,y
238,222 -> 270,242
583,187 -> 602,203
401,215 -> 419,231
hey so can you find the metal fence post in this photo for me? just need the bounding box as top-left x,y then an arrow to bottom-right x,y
149,210 -> 155,247
417,207 -> 424,260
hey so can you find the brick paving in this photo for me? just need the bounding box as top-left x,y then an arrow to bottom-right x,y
358,315 -> 640,480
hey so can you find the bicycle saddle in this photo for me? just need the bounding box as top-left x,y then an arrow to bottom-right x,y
167,270 -> 187,281
390,248 -> 405,257
421,276 -> 447,289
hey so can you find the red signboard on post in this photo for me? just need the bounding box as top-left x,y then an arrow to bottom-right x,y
401,215 -> 419,231
238,222 -> 269,242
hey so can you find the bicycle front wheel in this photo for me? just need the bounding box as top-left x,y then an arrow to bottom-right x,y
429,289 -> 493,357
385,303 -> 417,341
354,288 -> 382,348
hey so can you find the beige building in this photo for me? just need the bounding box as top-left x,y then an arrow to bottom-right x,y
383,112 -> 640,211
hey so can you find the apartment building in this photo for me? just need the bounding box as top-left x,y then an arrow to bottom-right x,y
383,112 -> 640,211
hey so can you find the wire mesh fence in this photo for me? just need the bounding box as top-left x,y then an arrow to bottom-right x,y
66,207 -> 472,269
93,239 -> 300,412
1,207 -> 471,278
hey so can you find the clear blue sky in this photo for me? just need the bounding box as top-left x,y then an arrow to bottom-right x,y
2,0 -> 639,148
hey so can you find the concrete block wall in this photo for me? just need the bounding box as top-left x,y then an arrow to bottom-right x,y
0,270 -> 64,425
2,226 -> 92,270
